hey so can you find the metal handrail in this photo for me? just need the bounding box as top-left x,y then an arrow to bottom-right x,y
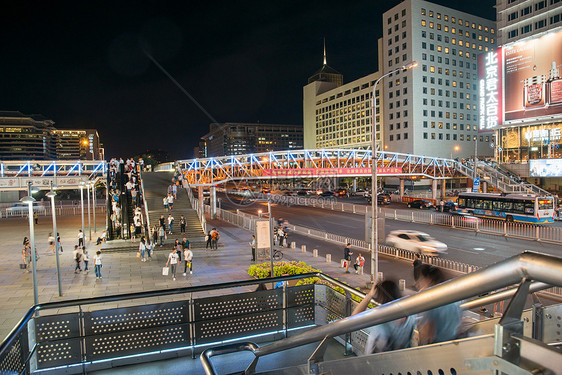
198,251 -> 562,375
139,171 -> 151,237
253,251 -> 561,357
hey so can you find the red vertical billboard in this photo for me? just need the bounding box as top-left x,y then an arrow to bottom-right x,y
478,47 -> 503,131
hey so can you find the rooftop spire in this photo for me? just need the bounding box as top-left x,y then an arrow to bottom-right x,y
323,38 -> 327,66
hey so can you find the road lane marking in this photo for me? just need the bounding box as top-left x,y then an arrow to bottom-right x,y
473,247 -> 486,251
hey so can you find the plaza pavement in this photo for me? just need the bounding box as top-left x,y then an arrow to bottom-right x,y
0,204 -> 422,342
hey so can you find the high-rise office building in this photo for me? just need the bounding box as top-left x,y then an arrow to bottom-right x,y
303,40 -> 383,150
382,0 -> 496,159
201,122 -> 303,157
0,111 -> 55,160
0,111 -> 102,160
497,0 -> 562,45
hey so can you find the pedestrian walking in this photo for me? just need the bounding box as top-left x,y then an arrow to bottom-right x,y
205,230 -> 212,250
94,251 -> 102,279
416,265 -> 462,344
159,215 -> 165,229
163,196 -> 169,211
33,212 -> 39,225
166,248 -> 179,281
130,223 -> 136,243
139,237 -> 147,261
167,194 -> 174,210
167,214 -> 174,234
77,230 -> 84,248
47,233 -> 55,254
210,228 -> 219,250
353,253 -> 365,273
83,248 -> 90,274
158,226 -> 166,246
183,247 -> 193,276
250,235 -> 256,262
146,237 -> 154,260
180,215 -> 186,233
413,254 -> 422,282
344,243 -> 353,273
352,280 -> 416,354
73,245 -> 82,273
22,245 -> 31,273
57,233 -> 63,253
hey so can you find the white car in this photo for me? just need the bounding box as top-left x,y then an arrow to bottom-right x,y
5,202 -> 46,216
385,230 -> 447,255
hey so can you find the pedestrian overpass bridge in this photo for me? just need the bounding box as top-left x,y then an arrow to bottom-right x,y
177,149 -> 548,196
0,160 -> 106,191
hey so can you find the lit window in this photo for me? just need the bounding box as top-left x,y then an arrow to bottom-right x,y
437,45 -> 442,52
429,10 -> 433,17
429,22 -> 434,28
430,66 -> 435,73
445,47 -> 449,53
421,8 -> 426,15
421,19 -> 426,26
444,26 -> 449,32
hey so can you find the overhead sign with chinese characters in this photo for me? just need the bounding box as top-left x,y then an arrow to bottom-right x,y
262,167 -> 403,177
479,48 -> 503,131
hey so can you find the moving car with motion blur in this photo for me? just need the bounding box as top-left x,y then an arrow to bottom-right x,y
385,230 -> 447,255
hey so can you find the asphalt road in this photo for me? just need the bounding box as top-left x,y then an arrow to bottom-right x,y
218,193 -> 562,268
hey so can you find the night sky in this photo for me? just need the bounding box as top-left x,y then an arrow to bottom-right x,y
0,0 -> 495,159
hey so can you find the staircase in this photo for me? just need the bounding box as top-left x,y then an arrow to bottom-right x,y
454,160 -> 551,195
142,172 -> 206,244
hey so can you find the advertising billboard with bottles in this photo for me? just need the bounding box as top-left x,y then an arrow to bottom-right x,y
479,27 -> 562,130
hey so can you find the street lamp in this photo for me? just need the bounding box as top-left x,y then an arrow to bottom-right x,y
87,182 -> 92,241
21,182 -> 38,306
371,61 -> 417,283
450,145 -> 460,192
79,182 -> 86,248
46,184 -> 63,297
91,181 -> 96,234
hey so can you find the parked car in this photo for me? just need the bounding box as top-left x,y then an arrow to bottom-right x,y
366,193 -> 391,205
352,189 -> 369,197
385,230 -> 447,255
320,190 -> 336,197
335,188 -> 349,197
435,201 -> 458,212
296,189 -> 310,196
407,199 -> 433,209
282,190 -> 297,196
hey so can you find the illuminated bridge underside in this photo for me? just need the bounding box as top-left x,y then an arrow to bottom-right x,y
0,160 -> 106,190
179,149 -> 462,186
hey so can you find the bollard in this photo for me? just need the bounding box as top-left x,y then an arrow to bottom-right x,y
291,241 -> 296,249
356,266 -> 364,275
313,249 -> 318,257
301,245 -> 307,253
353,205 -> 356,214
326,253 -> 332,262
377,272 -> 384,281
399,279 -> 406,291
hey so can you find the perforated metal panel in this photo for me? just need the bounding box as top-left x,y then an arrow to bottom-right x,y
542,303 -> 562,344
349,329 -> 369,354
193,289 -> 282,321
0,327 -> 29,375
324,287 -> 347,323
85,325 -> 190,361
195,310 -> 283,344
84,301 -> 188,336
35,313 -> 80,342
286,285 -> 314,308
36,338 -> 81,369
287,305 -> 315,328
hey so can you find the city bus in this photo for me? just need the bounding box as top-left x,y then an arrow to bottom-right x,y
457,193 -> 556,224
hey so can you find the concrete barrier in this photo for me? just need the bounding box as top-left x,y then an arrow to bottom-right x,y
326,253 -> 332,263
313,249 -> 318,257
301,245 -> 306,253
399,279 -> 406,291
291,241 -> 296,249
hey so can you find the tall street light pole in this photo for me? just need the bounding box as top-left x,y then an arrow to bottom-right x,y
46,182 -> 63,297
80,182 -> 86,247
268,198 -> 274,285
21,182 -> 38,306
371,61 -> 418,283
87,183 -> 92,241
92,182 -> 96,234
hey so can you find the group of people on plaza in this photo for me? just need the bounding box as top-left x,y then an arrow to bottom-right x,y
162,184 -> 177,211
164,237 -> 193,281
204,228 -> 220,250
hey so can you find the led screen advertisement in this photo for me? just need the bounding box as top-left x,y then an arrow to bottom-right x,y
479,27 -> 562,130
530,159 -> 562,177
504,30 -> 562,124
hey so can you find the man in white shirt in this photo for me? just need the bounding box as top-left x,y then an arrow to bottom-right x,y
77,230 -> 84,248
167,214 -> 174,234
183,247 -> 193,276
166,248 -> 179,281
